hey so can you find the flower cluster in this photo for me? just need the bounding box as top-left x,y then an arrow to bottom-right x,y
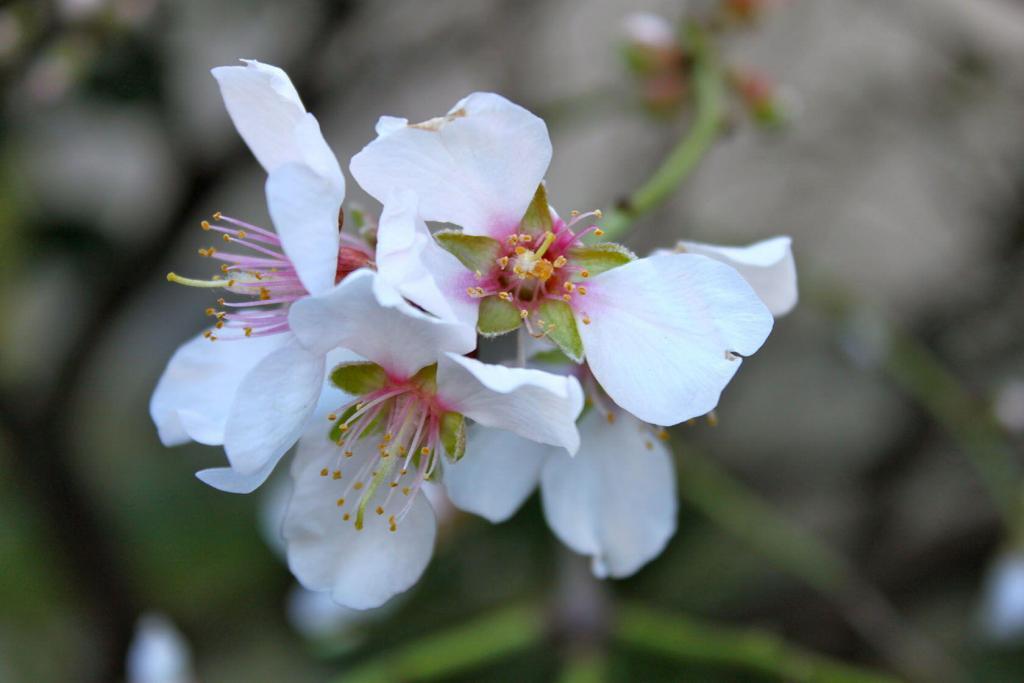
152,60 -> 796,609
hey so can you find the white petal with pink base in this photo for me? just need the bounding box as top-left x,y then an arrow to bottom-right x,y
575,253 -> 773,426
350,92 -> 551,238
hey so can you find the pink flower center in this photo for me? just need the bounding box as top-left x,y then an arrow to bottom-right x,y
318,378 -> 448,532
464,210 -> 604,331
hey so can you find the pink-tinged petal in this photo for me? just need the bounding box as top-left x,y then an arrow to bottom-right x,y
435,354 -> 583,454
223,338 -> 326,475
350,92 -> 551,238
678,236 -> 797,316
265,161 -> 343,296
540,409 -> 677,579
150,331 -> 289,446
578,253 -> 773,426
284,423 -> 436,610
211,60 -> 308,173
288,270 -> 475,379
376,189 -> 479,328
443,426 -> 552,523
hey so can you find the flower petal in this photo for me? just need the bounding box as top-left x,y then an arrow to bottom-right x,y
443,426 -> 552,523
223,337 -> 326,475
211,59 -> 307,173
288,270 -> 475,378
577,253 -> 773,426
150,332 -> 288,446
375,189 -> 478,328
200,348 -> 356,494
350,93 -> 551,238
678,236 -> 797,316
540,409 -> 677,578
436,354 -> 583,454
266,162 -> 343,295
284,423 -> 436,610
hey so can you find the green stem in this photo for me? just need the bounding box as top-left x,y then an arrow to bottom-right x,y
335,604 -> 545,683
599,26 -> 725,243
677,444 -> 963,683
615,603 -> 902,683
882,321 -> 1021,525
557,651 -> 609,683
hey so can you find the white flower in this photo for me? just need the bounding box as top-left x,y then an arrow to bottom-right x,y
282,269 -> 583,608
350,92 -> 774,426
979,552 -> 1024,643
445,404 -> 675,579
126,613 -> 195,683
151,60 -> 370,493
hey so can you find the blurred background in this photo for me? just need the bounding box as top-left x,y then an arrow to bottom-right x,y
1,0 -> 1023,681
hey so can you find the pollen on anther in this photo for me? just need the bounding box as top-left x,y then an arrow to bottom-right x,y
201,220 -> 211,231
212,211 -> 222,220
553,255 -> 568,268
205,307 -> 215,316
519,309 -> 529,319
594,228 -> 605,236
420,446 -> 430,456
580,270 -> 590,278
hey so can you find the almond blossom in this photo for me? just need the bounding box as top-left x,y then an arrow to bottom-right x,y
282,269 -> 584,608
150,60 -> 369,493
349,92 -> 775,426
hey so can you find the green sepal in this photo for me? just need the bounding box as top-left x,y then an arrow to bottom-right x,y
410,364 -> 438,394
529,348 -> 572,366
477,296 -> 521,337
567,242 -> 636,276
434,230 -> 502,274
330,361 -> 389,395
519,183 -> 553,236
439,411 -> 466,462
536,299 -> 584,363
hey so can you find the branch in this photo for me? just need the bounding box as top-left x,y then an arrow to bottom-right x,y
599,25 -> 725,243
337,604 -> 546,683
615,603 -> 902,683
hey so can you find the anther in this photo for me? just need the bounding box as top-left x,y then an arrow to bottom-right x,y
336,498 -> 345,506
327,413 -> 337,421
244,327 -> 253,337
201,220 -> 211,231
577,286 -> 587,295
319,468 -> 329,477
343,513 -> 350,521
212,211 -> 222,220
519,309 -> 529,319
354,482 -> 364,490
222,234 -> 232,242
332,470 -> 342,480
375,506 -> 384,516
205,308 -> 215,316
402,487 -> 410,495
562,294 -> 571,302
553,255 -> 567,268
420,446 -> 430,456
580,270 -> 590,278
594,228 -> 604,236
594,210 -> 603,219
